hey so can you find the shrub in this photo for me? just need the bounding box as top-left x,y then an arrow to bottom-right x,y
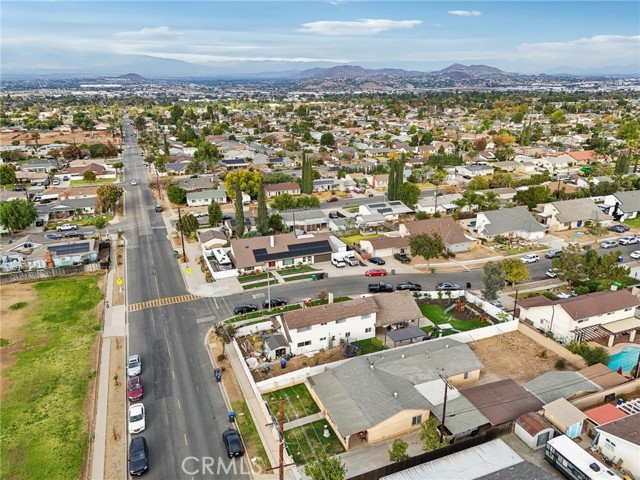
542,291 -> 558,300
583,346 -> 610,366
567,341 -> 589,356
574,286 -> 590,295
555,359 -> 566,369
538,350 -> 548,359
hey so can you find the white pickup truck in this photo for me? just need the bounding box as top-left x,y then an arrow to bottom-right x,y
56,223 -> 78,232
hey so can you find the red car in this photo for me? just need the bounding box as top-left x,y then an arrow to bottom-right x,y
326,197 -> 339,203
127,376 -> 143,401
365,268 -> 387,277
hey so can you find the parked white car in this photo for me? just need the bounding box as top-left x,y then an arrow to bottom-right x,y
127,355 -> 142,377
618,236 -> 639,246
630,250 -> 640,259
128,403 -> 146,434
545,268 -> 560,278
521,254 -> 540,264
331,258 -> 346,268
600,240 -> 618,249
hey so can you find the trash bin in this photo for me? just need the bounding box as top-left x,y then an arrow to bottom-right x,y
430,267 -> 436,274
391,269 -> 396,275
311,274 -> 317,281
466,282 -> 471,289
618,256 -> 624,263
228,412 -> 236,422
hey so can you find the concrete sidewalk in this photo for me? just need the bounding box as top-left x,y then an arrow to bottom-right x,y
283,412 -> 325,432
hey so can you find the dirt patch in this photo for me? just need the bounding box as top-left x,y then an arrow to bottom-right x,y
103,337 -> 126,480
0,130 -> 120,146
473,331 -> 576,385
0,283 -> 38,401
209,338 -> 244,413
79,335 -> 101,480
112,243 -> 125,306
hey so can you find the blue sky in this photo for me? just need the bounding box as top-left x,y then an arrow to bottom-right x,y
2,1 -> 639,74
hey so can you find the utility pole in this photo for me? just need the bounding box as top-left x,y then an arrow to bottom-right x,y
439,374 -> 454,443
177,207 -> 186,262
279,399 -> 284,480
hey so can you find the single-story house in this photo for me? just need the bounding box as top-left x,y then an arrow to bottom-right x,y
360,235 -> 409,258
583,404 -> 629,440
474,206 -> 546,241
186,187 -> 228,206
229,232 -> 336,273
198,229 -> 228,254
540,398 -> 587,439
399,216 -> 477,253
0,236 -> 99,272
518,289 -> 640,346
262,333 -> 291,362
602,190 -> 640,221
223,217 -> 257,236
576,175 -> 615,189
359,201 -> 414,221
371,174 -> 389,189
517,161 -> 537,174
280,209 -> 328,232
165,162 -> 189,174
477,188 -> 517,204
220,158 -> 250,170
306,338 -> 483,450
50,197 -> 97,217
456,165 -> 495,177
264,182 -> 301,198
19,159 -> 58,173
595,413 -> 640,476
535,198 -> 613,232
514,413 -> 556,450
524,371 -> 601,405
492,161 -> 520,172
415,193 -> 463,215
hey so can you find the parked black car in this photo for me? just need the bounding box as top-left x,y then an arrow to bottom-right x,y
129,436 -> 149,476
222,428 -> 245,458
394,253 -> 411,264
609,224 -> 630,233
396,281 -> 422,291
369,257 -> 386,265
233,304 -> 258,315
65,231 -> 86,239
262,297 -> 288,309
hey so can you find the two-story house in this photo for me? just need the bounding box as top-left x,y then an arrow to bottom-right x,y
595,413 -> 640,476
602,190 -> 640,222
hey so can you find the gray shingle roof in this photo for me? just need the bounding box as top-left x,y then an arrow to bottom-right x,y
552,198 -> 612,224
480,206 -> 545,236
431,396 -> 490,436
524,371 -> 601,404
613,190 -> 640,213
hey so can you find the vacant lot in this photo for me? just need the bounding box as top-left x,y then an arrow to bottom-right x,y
0,130 -> 118,146
472,331 -> 576,385
0,275 -> 103,479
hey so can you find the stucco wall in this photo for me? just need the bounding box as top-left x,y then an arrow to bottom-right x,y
367,408 -> 431,445
517,322 -> 587,368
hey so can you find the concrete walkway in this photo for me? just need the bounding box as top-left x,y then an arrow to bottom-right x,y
283,412 -> 325,432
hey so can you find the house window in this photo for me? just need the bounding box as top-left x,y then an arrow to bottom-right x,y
297,327 -> 311,333
345,332 -> 350,338
319,337 -> 326,341
284,259 -> 294,266
625,308 -> 632,311
365,328 -> 372,333
605,439 -> 616,447
336,319 -> 346,324
297,341 -> 311,347
320,322 -> 327,326
411,415 -> 422,425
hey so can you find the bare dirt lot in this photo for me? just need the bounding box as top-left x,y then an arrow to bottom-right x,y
0,130 -> 120,146
473,331 -> 577,385
104,337 -> 126,480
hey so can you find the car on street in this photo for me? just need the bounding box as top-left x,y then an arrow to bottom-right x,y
45,232 -> 63,240
630,250 -> 640,259
326,197 -> 339,203
222,428 -> 245,458
545,268 -> 560,278
490,300 -> 505,310
131,179 -> 138,186
65,231 -> 85,239
262,297 -> 288,309
52,178 -> 60,185
618,236 -> 639,245
368,257 -> 386,265
365,268 -> 388,277
600,240 -> 618,249
609,224 -> 630,233
436,282 -> 461,291
545,250 -> 561,259
331,258 -> 346,268
56,223 -> 77,232
521,254 -> 540,264
396,281 -> 422,291
154,204 -> 163,212
128,403 -> 146,434
233,304 -> 258,315
127,354 -> 142,377
129,436 -> 149,476
127,376 -> 144,401
393,253 -> 411,264
462,175 -> 472,180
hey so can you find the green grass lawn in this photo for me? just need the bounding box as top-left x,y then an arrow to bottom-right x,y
238,272 -> 275,284
70,178 -> 115,186
231,400 -> 269,468
338,233 -> 380,246
284,420 -> 345,465
1,275 -> 103,480
357,337 -> 386,355
623,217 -> 640,229
278,266 -> 317,276
283,274 -> 318,282
419,304 -> 488,331
264,384 -> 320,422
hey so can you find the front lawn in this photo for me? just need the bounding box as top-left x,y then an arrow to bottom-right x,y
419,304 -> 488,331
70,178 -> 115,186
278,266 -> 317,276
238,272 -> 275,284
283,274 -> 318,282
1,275 -> 103,479
284,420 -> 345,465
338,233 -> 380,246
623,218 -> 640,229
264,383 -> 320,422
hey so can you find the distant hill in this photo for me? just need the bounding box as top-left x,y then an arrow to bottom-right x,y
117,73 -> 147,81
296,64 -> 423,80
438,63 -> 508,76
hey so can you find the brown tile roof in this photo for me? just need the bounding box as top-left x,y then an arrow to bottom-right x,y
519,290 -> 640,321
584,404 -> 628,426
461,379 -> 544,426
367,236 -> 409,250
61,163 -> 107,175
578,364 -> 628,390
372,291 -> 424,327
516,412 -> 554,436
598,413 -> 640,446
567,150 -> 597,162
230,232 -> 335,269
264,182 -> 300,192
404,217 -> 470,246
282,297 -> 379,330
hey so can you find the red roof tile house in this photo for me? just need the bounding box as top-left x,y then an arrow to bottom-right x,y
264,182 -> 301,198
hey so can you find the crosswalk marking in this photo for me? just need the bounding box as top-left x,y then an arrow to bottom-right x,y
128,294 -> 201,312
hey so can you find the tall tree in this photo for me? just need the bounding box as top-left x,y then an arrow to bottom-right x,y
0,164 -> 17,185
388,160 -> 397,200
0,199 -> 38,233
409,233 -> 444,266
551,243 -> 585,286
235,177 -> 245,237
301,151 -> 313,194
167,185 -> 187,204
482,261 -> 505,302
223,169 -> 263,198
257,183 -> 269,235
397,182 -> 420,208
208,202 -> 222,227
502,258 -> 530,320
304,454 -> 347,480
96,184 -> 123,214
177,214 -> 199,236
92,216 -> 109,241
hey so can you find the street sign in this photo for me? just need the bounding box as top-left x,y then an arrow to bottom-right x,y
117,278 -> 123,285
185,267 -> 192,275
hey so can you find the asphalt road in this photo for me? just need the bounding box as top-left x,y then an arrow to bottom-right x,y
121,120 -> 248,479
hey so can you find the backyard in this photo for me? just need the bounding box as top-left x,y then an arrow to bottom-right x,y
0,275 -> 104,479
338,233 -> 380,246
263,383 -> 320,422
284,420 -> 345,465
419,303 -> 490,333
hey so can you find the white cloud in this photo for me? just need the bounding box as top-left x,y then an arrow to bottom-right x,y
518,35 -> 640,62
146,52 -> 351,64
448,10 -> 482,17
114,26 -> 183,40
298,19 -> 421,36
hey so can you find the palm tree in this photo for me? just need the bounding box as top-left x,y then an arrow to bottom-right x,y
452,197 -> 469,214
93,216 -> 109,241
481,192 -> 501,211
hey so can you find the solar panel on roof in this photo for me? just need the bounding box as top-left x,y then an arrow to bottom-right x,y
389,201 -> 403,206
253,240 -> 332,263
48,242 -> 91,255
369,203 -> 386,208
378,208 -> 393,214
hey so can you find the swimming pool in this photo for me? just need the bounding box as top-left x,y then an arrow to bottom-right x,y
608,346 -> 640,373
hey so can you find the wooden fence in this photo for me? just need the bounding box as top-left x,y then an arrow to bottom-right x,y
0,263 -> 103,284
